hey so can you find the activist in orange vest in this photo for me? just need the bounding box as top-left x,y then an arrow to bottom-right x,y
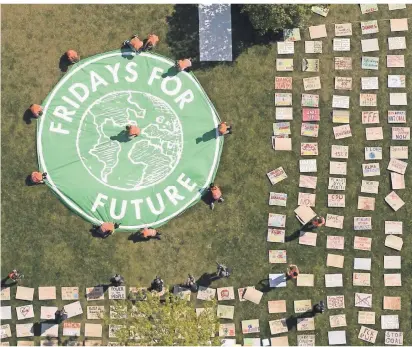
141,227 -> 162,240
30,104 -> 43,118
177,58 -> 192,72
126,125 -> 140,138
66,50 -> 80,63
31,171 -> 47,184
144,34 -> 159,50
218,121 -> 232,136
124,35 -> 143,52
209,183 -> 224,210
93,222 -> 120,238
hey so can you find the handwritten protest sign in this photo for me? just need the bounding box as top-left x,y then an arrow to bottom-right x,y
331,145 -> 348,159
276,59 -> 293,71
301,94 -> 319,107
268,300 -> 286,313
305,41 -> 322,53
385,191 -> 405,211
298,193 -> 316,207
360,4 -> 379,14
326,214 -> 344,229
362,111 -> 379,124
274,77 -> 293,90
284,28 -> 301,41
388,110 -> 406,124
391,173 -> 405,190
387,55 -> 405,68
301,123 -> 319,137
335,23 -> 352,36
297,335 -> 315,346
294,300 -> 312,313
388,158 -> 407,174
328,177 -> 346,191
359,326 -> 378,344
390,146 -> 408,159
362,56 -> 379,70
300,159 -> 317,173
360,94 -> 377,107
388,75 -> 406,88
277,42 -> 294,55
335,77 -> 352,90
354,217 -> 372,230
269,250 -> 287,264
332,95 -> 350,109
333,110 -> 350,123
275,107 -> 293,121
299,175 -> 317,189
355,293 -> 373,308
267,228 -> 285,243
358,311 -> 375,324
385,235 -> 403,251
362,163 -> 380,176
361,180 -> 379,194
302,108 -> 320,121
365,127 -> 383,140
327,236 -> 344,250
392,127 -> 410,140
381,315 -> 399,329
333,38 -> 350,51
385,221 -> 402,235
267,167 -> 287,185
361,20 -> 379,34
273,122 -> 291,135
269,192 -> 287,206
268,214 -> 286,228
362,77 -> 378,90
330,315 -> 347,328
333,124 -> 352,139
269,319 -> 288,335
303,77 -> 321,91
275,93 -> 292,106
358,197 -> 375,211
365,147 -> 382,160
300,143 -> 318,156
330,161 -> 347,175
311,5 -> 329,17
353,273 -> 371,286
302,59 -> 320,72
385,331 -> 403,346
388,37 -> 406,50
328,194 -> 345,207
354,236 -> 372,251
335,57 -> 352,70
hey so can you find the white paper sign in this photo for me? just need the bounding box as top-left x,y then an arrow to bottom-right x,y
332,95 -> 350,109
388,110 -> 406,123
331,145 -> 349,159
361,77 -> 378,90
361,20 -> 379,34
362,111 -> 379,124
388,37 -> 406,50
305,41 -> 322,53
361,180 -> 379,194
365,147 -> 382,160
362,163 -> 380,177
276,107 -> 293,120
335,23 -> 352,36
333,38 -> 350,51
390,146 -> 408,159
392,126 -> 410,140
300,159 -> 317,173
333,124 -> 352,139
362,56 -> 379,70
362,38 -> 379,52
277,42 -> 294,54
328,177 -> 346,191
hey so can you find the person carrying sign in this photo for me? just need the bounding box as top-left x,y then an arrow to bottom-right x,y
218,121 -> 232,136
31,171 -> 47,185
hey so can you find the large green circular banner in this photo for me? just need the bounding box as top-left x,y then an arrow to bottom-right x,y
37,50 -> 223,230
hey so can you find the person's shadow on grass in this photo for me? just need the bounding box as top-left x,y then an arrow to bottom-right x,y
162,66 -> 179,78
59,53 -> 70,73
110,130 -> 130,143
25,175 -> 37,187
23,109 -> 33,125
1,277 -> 17,288
196,129 -> 217,144
120,46 -> 135,60
196,272 -> 220,287
128,232 -> 150,243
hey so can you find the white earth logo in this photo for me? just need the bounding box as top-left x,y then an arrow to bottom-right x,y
76,91 -> 183,191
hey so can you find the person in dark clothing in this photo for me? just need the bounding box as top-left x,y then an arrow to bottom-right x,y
110,274 -> 125,286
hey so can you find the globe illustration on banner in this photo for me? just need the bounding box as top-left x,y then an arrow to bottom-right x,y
77,91 -> 183,191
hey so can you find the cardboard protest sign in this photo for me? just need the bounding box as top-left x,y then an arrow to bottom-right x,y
385,192 -> 405,211
390,18 -> 408,31
325,274 -> 343,287
274,138 -> 292,151
385,235 -> 403,251
328,194 -> 345,207
333,124 -> 352,139
388,110 -> 406,124
325,214 -> 344,229
302,59 -> 320,72
332,95 -> 350,109
268,300 -> 287,313
331,145 -> 348,159
362,111 -> 379,124
392,126 -> 410,140
360,4 -> 379,13
328,177 -> 346,191
361,180 -> 379,194
335,77 -> 352,90
276,59 -> 294,71
303,77 -> 321,91
365,127 -> 383,140
388,4 -> 406,10
384,256 -> 401,270
361,77 -> 378,90
359,326 -> 378,344
269,250 -> 287,264
273,122 -> 291,135
274,77 -> 293,90
362,163 -> 380,177
362,56 -> 379,70
358,311 -> 375,324
385,221 -> 403,235
268,213 -> 286,228
311,5 -> 329,17
354,236 -> 372,251
301,123 -> 319,137
385,332 -> 403,346
390,93 -> 407,106
300,159 -> 317,173
355,293 -> 373,308
387,55 -> 405,68
305,41 -> 322,53
298,192 -> 316,207
309,25 -> 327,39
354,217 -> 372,230
326,236 -> 345,250
353,273 -> 371,286
335,23 -> 352,36
333,38 -> 350,51
269,192 -> 287,206
390,146 -> 408,159
388,37 -> 406,50
299,232 -> 317,247
357,197 -> 375,211
275,93 -> 292,106
327,254 -> 344,268
299,175 -> 317,189
362,38 -> 379,52
330,161 -> 347,175
267,228 -> 285,243
297,335 -> 315,346
360,94 -> 377,107
388,158 -> 407,174
335,57 -> 352,70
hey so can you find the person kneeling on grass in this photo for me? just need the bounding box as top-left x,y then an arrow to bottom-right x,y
123,34 -> 143,53
126,124 -> 140,138
218,121 -> 232,136
30,104 -> 43,118
140,227 -> 161,240
93,222 -> 120,238
286,264 -> 299,280
209,183 -> 224,210
31,171 -> 47,185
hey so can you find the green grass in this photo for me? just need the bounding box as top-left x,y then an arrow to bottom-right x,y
1,4 -> 412,346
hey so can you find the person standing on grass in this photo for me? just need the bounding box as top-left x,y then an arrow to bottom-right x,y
55,308 -> 68,323
313,301 -> 325,315
93,222 -> 120,238
66,50 -> 80,64
218,121 -> 232,136
29,104 -> 43,118
110,274 -> 125,286
209,183 -> 224,210
30,171 -> 47,185
286,264 -> 299,280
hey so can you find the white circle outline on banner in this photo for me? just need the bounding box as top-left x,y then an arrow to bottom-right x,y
37,51 -> 221,229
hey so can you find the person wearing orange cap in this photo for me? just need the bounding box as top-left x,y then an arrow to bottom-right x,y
30,104 -> 43,118
126,124 -> 140,138
144,34 -> 159,51
140,227 -> 162,240
66,50 -> 80,63
177,58 -> 192,72
31,171 -> 47,184
209,182 -> 224,210
286,264 -> 299,280
93,222 -> 120,238
218,121 -> 232,136
124,35 -> 143,53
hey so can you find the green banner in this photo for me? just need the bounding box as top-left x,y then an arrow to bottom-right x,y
37,50 -> 223,230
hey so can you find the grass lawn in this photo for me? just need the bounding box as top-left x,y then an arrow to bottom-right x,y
1,3 -> 412,346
